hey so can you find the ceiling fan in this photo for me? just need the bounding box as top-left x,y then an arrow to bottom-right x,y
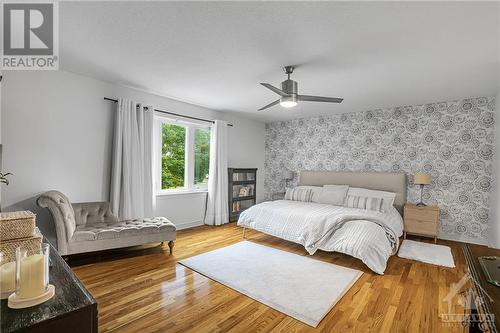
258,66 -> 343,111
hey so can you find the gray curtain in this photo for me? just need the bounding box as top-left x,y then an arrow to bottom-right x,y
110,99 -> 154,219
204,120 -> 229,226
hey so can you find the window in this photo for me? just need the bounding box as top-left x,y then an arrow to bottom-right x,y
161,123 -> 186,190
156,117 -> 211,194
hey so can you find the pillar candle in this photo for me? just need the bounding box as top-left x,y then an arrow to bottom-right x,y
0,262 -> 16,293
18,254 -> 46,299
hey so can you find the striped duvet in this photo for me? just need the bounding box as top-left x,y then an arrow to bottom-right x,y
237,200 -> 403,274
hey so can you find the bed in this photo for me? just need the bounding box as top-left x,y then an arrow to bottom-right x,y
237,171 -> 407,274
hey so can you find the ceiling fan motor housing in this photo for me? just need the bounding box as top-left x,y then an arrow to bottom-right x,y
281,79 -> 298,95
280,79 -> 298,106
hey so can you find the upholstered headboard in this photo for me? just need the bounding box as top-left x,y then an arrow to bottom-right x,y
299,171 -> 407,214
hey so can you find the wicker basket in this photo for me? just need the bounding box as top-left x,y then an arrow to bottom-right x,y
0,210 -> 35,241
0,228 -> 42,263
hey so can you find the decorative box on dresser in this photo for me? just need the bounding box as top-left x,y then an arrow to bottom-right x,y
403,204 -> 440,243
228,168 -> 257,222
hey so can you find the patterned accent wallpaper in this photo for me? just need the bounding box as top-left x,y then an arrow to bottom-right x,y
264,97 -> 495,243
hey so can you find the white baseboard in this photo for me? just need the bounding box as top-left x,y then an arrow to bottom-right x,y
175,220 -> 204,230
437,233 -> 488,246
486,241 -> 500,249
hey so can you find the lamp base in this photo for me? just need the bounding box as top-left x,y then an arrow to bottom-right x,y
8,284 -> 55,309
416,202 -> 427,207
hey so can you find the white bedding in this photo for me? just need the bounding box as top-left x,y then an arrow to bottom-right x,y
237,200 -> 403,274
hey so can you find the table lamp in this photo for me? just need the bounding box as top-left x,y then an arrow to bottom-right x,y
414,172 -> 431,207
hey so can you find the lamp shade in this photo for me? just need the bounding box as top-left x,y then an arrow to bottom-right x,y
414,172 -> 431,185
284,170 -> 294,180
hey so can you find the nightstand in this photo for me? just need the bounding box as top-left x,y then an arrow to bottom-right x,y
403,204 -> 439,243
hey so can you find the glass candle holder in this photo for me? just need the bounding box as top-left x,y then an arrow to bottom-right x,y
0,252 -> 16,297
15,244 -> 50,299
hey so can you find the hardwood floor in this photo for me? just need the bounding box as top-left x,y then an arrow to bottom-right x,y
72,223 -> 470,333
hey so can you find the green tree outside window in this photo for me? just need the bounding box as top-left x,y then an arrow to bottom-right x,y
162,124 -> 186,189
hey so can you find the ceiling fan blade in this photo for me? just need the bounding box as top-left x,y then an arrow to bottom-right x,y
260,83 -> 287,97
258,99 -> 280,111
298,95 -> 343,103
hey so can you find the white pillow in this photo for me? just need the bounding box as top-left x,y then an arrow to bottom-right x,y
346,187 -> 396,205
344,195 -> 390,212
316,185 -> 349,206
295,186 -> 323,202
284,187 -> 313,202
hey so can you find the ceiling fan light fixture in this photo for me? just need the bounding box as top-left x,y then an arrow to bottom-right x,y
280,95 -> 297,108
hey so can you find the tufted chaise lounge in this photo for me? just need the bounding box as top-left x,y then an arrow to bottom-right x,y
37,191 -> 176,256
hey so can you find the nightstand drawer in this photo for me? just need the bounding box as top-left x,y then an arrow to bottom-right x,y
404,208 -> 438,222
404,217 -> 438,235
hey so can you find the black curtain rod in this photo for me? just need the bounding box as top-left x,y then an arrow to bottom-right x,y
104,97 -> 233,127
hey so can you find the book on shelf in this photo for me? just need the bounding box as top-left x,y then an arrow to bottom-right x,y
232,201 -> 241,213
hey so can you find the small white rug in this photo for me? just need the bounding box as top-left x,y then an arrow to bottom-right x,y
179,241 -> 362,327
398,239 -> 455,268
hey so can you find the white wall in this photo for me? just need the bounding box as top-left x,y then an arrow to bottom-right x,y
492,90 -> 500,249
225,112 -> 266,203
489,3 -> 500,248
1,70 -> 265,246
0,73 -> 3,206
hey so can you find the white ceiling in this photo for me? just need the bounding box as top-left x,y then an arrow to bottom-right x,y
60,1 -> 499,122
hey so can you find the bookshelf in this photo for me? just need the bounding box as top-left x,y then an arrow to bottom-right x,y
228,168 -> 257,222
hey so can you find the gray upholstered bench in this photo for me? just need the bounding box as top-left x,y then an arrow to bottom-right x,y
37,191 -> 176,256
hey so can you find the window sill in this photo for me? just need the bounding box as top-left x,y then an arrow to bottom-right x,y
156,189 -> 208,197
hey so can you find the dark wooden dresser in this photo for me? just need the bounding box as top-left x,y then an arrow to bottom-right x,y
1,241 -> 97,333
464,244 -> 499,333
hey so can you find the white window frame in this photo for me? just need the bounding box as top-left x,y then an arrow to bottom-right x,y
155,115 -> 211,195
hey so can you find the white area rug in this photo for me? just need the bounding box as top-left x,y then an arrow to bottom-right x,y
398,239 -> 455,268
179,241 -> 362,327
